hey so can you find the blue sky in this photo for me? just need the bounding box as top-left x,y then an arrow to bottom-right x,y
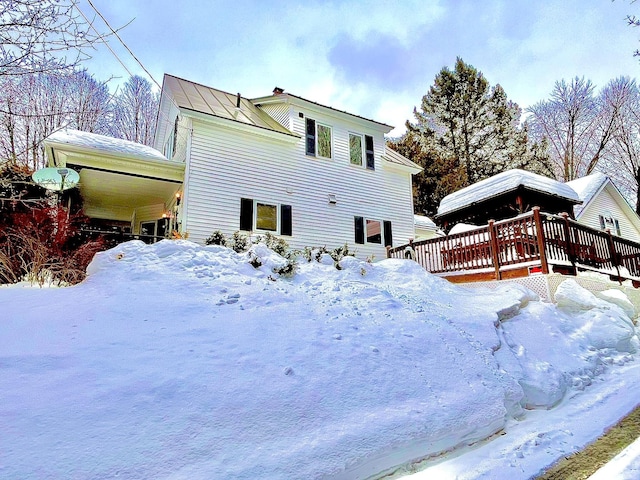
79,0 -> 640,136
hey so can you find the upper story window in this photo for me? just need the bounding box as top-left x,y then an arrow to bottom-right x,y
163,117 -> 179,159
349,133 -> 375,170
305,118 -> 332,158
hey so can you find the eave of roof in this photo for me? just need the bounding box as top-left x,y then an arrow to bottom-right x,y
252,92 -> 394,132
381,147 -> 422,173
437,169 -> 581,218
45,129 -> 169,163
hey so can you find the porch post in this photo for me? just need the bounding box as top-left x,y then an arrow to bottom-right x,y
488,220 -> 501,280
560,212 -> 577,275
605,229 -> 622,284
532,207 -> 549,274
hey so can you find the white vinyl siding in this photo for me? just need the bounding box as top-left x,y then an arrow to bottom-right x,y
257,103 -> 291,130
182,113 -> 415,259
576,184 -> 640,241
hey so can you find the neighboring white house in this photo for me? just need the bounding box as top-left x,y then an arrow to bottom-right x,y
567,172 -> 640,242
45,74 -> 422,259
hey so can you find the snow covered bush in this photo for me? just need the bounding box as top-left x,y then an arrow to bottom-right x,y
204,230 -> 227,246
230,231 -> 249,253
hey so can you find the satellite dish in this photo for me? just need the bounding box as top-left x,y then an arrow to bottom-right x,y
32,167 -> 80,191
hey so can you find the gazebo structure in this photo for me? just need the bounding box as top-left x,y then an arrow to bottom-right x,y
436,169 -> 582,231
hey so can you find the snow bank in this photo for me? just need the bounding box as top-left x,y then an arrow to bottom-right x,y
0,241 -> 638,479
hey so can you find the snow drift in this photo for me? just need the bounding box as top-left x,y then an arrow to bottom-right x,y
0,240 -> 638,479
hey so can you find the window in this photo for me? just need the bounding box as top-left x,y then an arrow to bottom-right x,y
317,124 -> 332,158
240,198 -> 292,236
349,133 -> 374,169
164,117 -> 178,159
349,134 -> 363,166
354,217 -> 392,246
305,117 -> 332,158
599,213 -> 622,236
256,202 -> 277,231
365,135 -> 374,170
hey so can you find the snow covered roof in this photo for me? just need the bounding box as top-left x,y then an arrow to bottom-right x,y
382,147 -> 422,172
45,129 -> 168,162
414,214 -> 437,230
163,74 -> 298,137
566,172 -> 608,217
438,169 -> 581,217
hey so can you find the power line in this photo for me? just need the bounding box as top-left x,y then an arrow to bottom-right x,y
85,0 -> 161,91
78,0 -> 192,151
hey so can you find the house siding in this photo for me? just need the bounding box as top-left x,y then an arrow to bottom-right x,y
257,103 -> 291,130
183,115 -> 415,259
577,184 -> 640,240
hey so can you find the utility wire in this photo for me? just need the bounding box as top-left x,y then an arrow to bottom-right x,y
85,0 -> 161,91
78,0 -> 191,149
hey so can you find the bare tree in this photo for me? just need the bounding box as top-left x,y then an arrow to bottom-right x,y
0,0 -> 110,77
600,77 -> 640,214
527,77 -> 627,181
0,71 -> 111,169
110,76 -> 159,146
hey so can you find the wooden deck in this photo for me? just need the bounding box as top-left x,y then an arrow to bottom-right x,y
388,207 -> 640,288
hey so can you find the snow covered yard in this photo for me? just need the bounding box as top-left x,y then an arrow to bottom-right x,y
0,240 -> 638,479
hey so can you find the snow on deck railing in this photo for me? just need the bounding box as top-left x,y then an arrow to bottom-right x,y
388,208 -> 640,286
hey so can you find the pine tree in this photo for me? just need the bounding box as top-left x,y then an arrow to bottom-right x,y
395,57 -> 552,217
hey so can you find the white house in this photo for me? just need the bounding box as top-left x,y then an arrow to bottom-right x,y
567,172 -> 640,241
44,74 -> 421,259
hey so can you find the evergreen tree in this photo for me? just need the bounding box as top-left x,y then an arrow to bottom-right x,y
394,57 -> 551,217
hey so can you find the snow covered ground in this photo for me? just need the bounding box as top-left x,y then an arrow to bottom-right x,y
1,240 -> 638,479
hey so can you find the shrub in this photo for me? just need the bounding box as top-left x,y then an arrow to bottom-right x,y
230,231 -> 249,253
254,232 -> 289,257
205,230 -> 227,246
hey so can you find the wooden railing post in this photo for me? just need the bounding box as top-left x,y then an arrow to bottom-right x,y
532,207 -> 549,274
488,219 -> 501,280
386,245 -> 391,259
560,212 -> 577,274
605,229 -> 622,284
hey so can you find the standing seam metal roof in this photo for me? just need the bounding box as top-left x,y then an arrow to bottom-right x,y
163,74 -> 297,137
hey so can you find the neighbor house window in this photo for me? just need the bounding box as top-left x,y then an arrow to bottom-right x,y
240,198 -> 292,236
599,214 -> 621,236
354,217 -> 392,246
305,117 -> 332,158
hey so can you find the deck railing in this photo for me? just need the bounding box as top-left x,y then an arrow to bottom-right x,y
388,207 -> 640,285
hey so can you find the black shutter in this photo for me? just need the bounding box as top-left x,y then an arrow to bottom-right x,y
383,220 -> 393,247
614,219 -> 621,236
306,118 -> 316,156
240,198 -> 253,231
365,135 -> 374,170
354,216 -> 365,244
280,204 -> 292,236
599,215 -> 605,230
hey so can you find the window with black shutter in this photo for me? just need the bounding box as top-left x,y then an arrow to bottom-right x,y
281,204 -> 292,236
306,118 -> 316,156
354,216 -> 365,244
365,135 -> 374,170
383,221 -> 393,247
240,198 -> 254,231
